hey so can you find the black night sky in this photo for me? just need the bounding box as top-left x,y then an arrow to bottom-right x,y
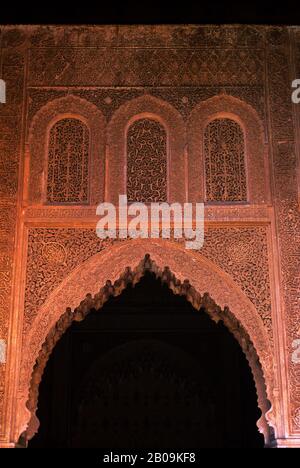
0,0 -> 299,25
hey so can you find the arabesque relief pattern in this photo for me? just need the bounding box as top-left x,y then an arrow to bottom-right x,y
204,118 -> 247,201
267,27 -> 300,433
0,25 -> 299,447
47,118 -> 90,204
127,118 -> 167,203
23,227 -> 272,340
21,248 -> 273,445
27,86 -> 266,127
28,94 -> 105,205
28,48 -> 264,88
0,30 -> 25,439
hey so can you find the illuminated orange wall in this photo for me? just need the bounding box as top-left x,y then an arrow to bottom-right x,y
0,25 -> 299,447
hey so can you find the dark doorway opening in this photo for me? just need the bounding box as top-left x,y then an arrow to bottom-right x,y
29,272 -> 264,448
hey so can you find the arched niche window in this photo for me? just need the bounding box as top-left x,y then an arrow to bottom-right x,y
46,118 -> 90,204
127,118 -> 167,203
204,118 -> 247,202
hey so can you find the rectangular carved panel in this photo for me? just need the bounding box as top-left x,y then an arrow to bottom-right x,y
28,48 -> 264,87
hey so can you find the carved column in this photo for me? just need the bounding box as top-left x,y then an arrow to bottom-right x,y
266,26 -> 300,445
0,27 -> 26,446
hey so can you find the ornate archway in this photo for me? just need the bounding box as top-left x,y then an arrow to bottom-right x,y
15,239 -> 275,446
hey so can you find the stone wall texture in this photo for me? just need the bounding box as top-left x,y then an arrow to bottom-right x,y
0,25 -> 299,447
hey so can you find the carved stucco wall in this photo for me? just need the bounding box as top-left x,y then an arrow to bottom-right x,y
23,227 -> 273,340
0,25 -> 299,447
106,94 -> 186,204
266,27 -> 300,437
28,94 -> 106,205
0,27 -> 25,443
187,94 -> 269,203
19,239 -> 274,444
18,226 -> 274,442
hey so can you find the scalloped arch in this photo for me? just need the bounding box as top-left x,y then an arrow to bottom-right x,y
16,238 -> 276,445
28,94 -> 106,204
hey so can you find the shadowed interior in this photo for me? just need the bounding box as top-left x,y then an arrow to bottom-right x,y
29,271 -> 264,448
